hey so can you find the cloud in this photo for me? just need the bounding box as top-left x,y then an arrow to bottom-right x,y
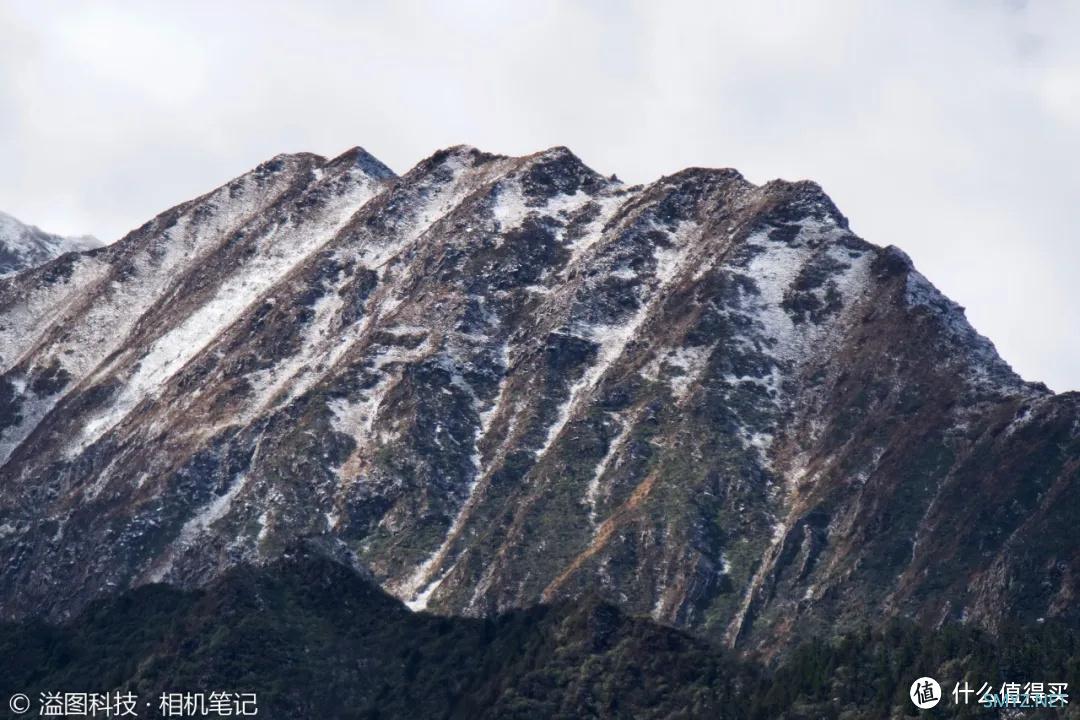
1,0 -> 1077,390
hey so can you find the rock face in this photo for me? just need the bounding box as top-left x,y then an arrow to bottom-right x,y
0,211 -> 101,276
0,145 -> 1075,655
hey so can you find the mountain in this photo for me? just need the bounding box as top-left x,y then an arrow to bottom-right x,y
0,547 -> 754,720
3,547 -> 1075,719
4,546 -> 1075,720
0,145 -> 1076,659
0,211 -> 101,276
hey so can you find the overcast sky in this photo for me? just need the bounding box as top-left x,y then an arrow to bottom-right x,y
1,0 -> 1077,391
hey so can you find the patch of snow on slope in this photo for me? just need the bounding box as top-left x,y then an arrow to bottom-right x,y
562,192 -> 629,272
398,345 -> 513,611
0,254 -> 111,374
721,366 -> 783,401
490,181 -> 534,230
737,232 -> 810,362
328,339 -> 434,441
492,183 -> 594,235
738,221 -> 873,367
586,412 -> 634,524
0,158 -> 308,466
404,565 -> 455,612
538,220 -> 699,458
667,344 -> 715,400
251,156 -> 487,419
715,221 -> 874,463
72,168 -> 382,454
0,377 -> 57,464
537,307 -> 650,459
145,472 -> 251,583
638,343 -> 715,401
243,288 -> 350,416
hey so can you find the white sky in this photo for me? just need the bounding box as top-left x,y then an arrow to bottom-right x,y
1,0 -> 1077,391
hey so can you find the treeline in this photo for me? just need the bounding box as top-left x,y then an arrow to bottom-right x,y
1,551 -> 1077,719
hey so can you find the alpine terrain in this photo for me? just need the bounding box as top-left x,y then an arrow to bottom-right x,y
0,144 -> 1076,669
0,211 -> 101,276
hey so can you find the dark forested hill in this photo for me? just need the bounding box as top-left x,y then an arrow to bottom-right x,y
1,549 -> 1076,719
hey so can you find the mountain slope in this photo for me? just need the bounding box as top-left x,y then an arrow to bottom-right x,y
0,548 -> 755,720
2,549 -> 1076,719
0,211 -> 100,276
0,146 -> 1075,656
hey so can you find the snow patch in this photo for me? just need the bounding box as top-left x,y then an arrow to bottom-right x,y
328,339 -> 434,441
146,473 -> 250,583
71,167 -> 382,454
539,220 -> 700,457
585,412 -> 634,524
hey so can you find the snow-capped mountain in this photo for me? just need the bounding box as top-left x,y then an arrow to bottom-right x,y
0,211 -> 101,276
0,146 -> 1075,655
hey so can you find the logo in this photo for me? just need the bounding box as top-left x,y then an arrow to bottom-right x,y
911,677 -> 942,709
8,694 -> 30,714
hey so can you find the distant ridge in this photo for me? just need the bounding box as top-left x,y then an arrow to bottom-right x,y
0,210 -> 101,276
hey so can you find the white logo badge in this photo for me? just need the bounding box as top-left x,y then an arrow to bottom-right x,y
910,676 -> 942,709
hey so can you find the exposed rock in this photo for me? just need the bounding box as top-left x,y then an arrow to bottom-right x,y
0,145 -> 1074,658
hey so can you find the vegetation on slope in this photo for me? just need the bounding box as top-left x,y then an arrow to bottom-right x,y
1,548 -> 1076,719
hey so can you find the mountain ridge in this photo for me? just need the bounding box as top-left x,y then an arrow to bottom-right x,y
0,145 -> 1074,657
0,210 -> 101,277
5,545 -> 1076,719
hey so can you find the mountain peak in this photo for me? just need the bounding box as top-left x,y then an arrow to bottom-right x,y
0,145 -> 1074,660
328,146 -> 397,180
0,210 -> 102,276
